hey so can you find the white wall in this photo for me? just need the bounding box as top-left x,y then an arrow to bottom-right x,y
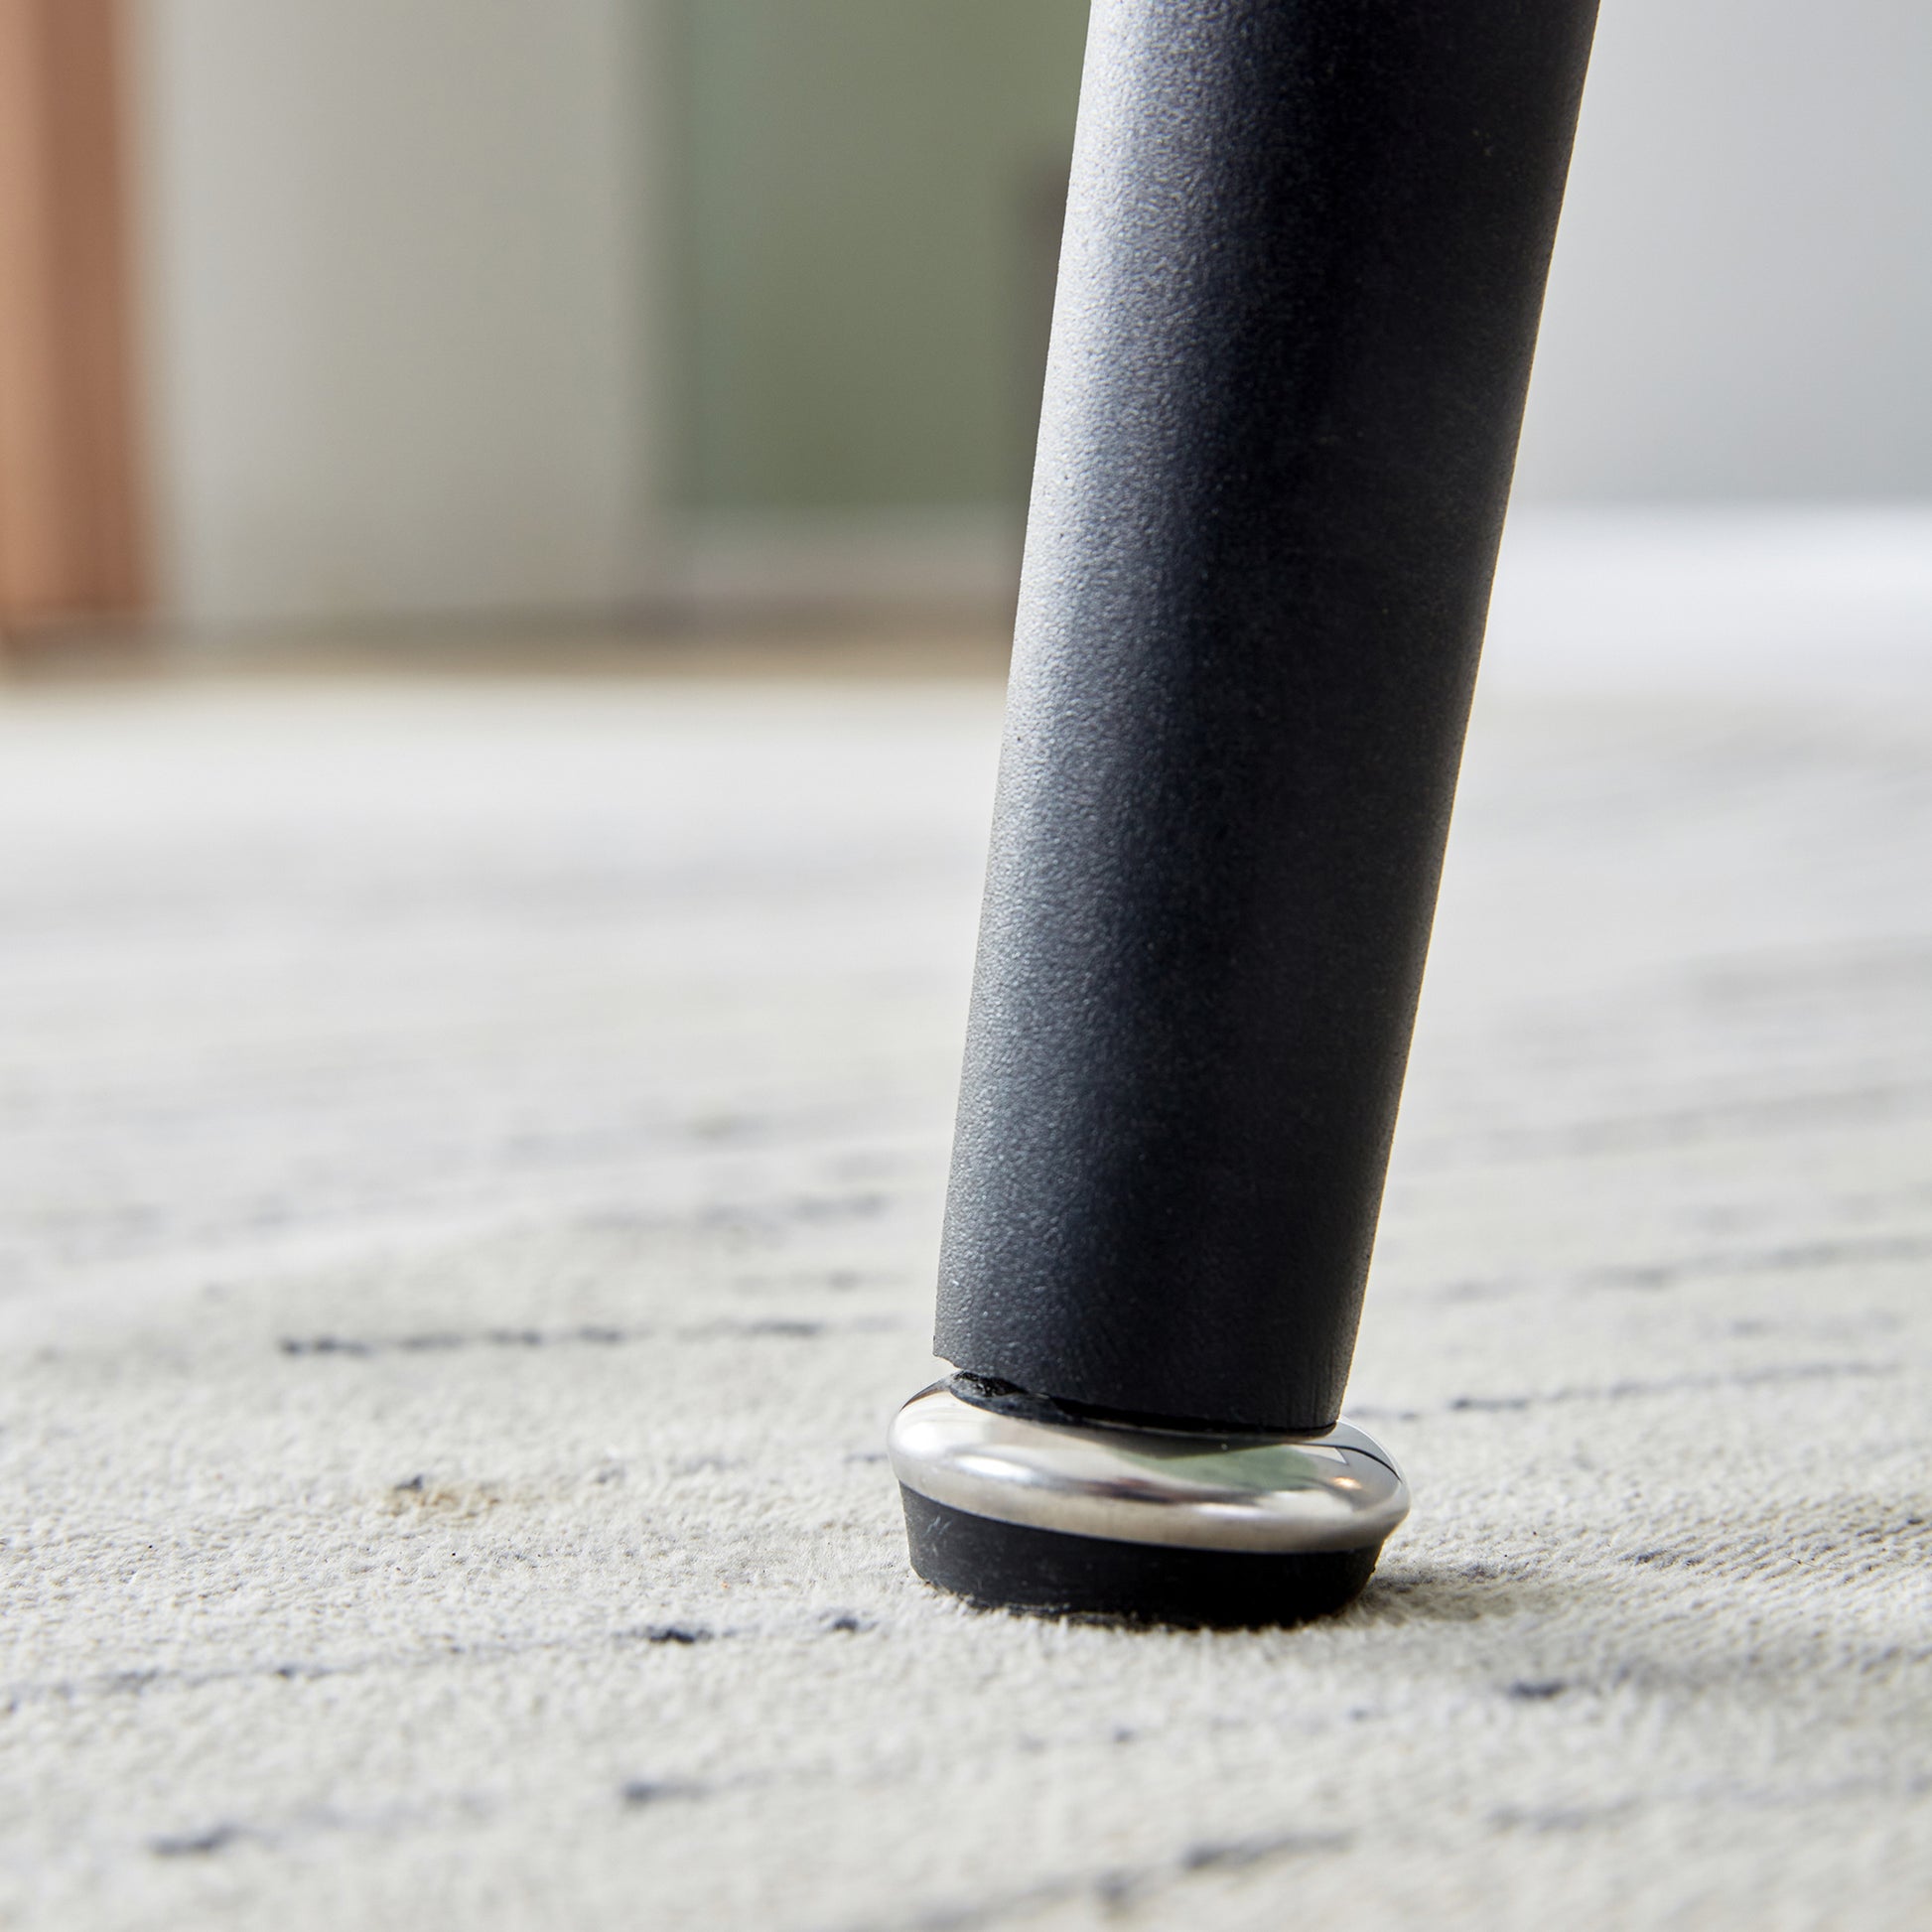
1515,0 -> 1932,502
134,0 -> 657,630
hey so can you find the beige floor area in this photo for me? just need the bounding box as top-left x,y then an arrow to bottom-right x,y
1,659 -> 1929,1930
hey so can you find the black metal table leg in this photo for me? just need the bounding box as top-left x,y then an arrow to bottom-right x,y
890,0 -> 1598,1626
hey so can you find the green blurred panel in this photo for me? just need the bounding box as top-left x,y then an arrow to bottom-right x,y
671,0 -> 1089,513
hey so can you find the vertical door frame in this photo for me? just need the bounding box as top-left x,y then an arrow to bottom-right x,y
0,0 -> 145,633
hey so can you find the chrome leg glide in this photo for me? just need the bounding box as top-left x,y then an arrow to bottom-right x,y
890,1379 -> 1409,1626
896,0 -> 1597,1626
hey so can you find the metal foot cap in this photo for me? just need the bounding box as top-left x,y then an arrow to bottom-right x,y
888,1377 -> 1408,1627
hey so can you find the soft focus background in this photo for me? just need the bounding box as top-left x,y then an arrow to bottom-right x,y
2,0 -> 1929,661
4,7 -> 1932,1931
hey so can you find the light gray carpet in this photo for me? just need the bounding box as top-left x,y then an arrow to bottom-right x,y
2,671 -> 1929,1930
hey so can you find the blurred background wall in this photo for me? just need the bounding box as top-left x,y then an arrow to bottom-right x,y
133,0 -> 656,630
2,0 -> 1929,646
1515,0 -> 1932,503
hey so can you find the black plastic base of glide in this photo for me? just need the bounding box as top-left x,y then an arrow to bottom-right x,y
900,1487 -> 1381,1630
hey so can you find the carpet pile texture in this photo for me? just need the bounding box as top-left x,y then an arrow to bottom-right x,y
1,674 -> 1928,1929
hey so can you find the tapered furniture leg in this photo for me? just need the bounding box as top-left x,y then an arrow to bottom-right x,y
890,0 -> 1598,1625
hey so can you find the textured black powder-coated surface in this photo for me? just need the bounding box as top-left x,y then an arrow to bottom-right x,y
936,0 -> 1598,1431
901,1488 -> 1383,1628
